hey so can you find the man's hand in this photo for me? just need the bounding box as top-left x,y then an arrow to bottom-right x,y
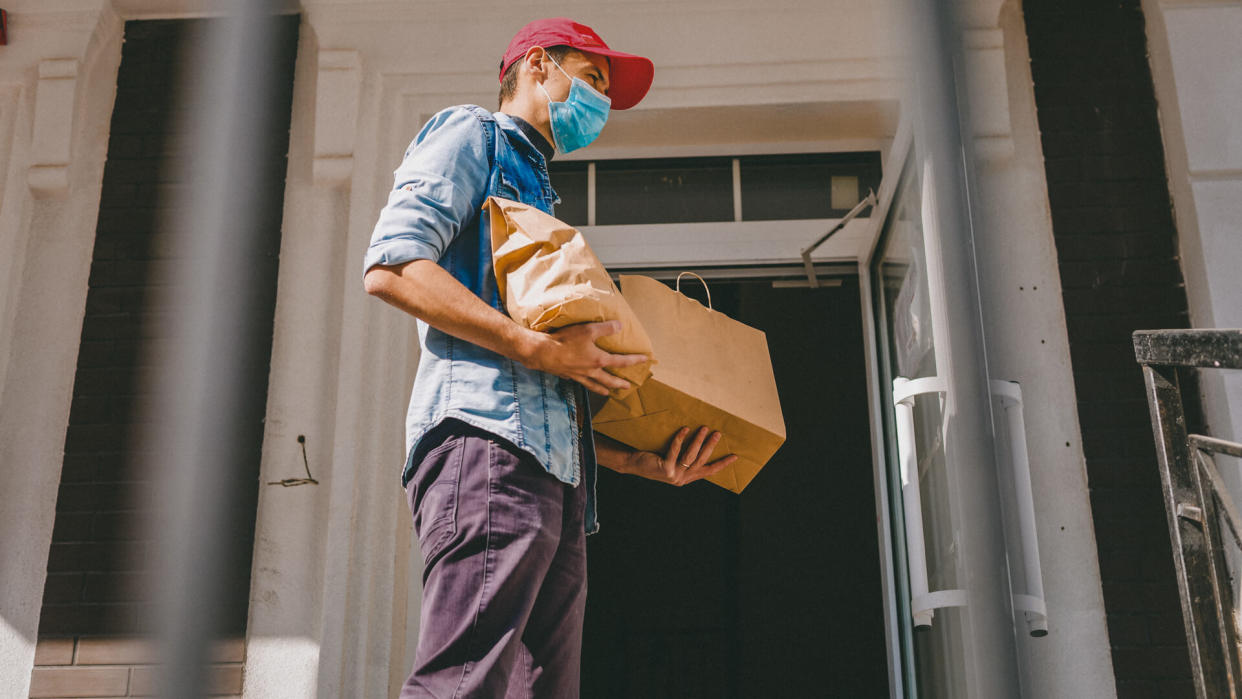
522,320 -> 648,396
599,426 -> 738,487
365,261 -> 645,396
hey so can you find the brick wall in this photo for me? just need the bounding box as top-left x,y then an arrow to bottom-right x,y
1022,1 -> 1196,697
35,16 -> 297,697
29,638 -> 243,698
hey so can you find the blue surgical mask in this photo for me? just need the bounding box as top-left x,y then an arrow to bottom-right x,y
537,52 -> 611,154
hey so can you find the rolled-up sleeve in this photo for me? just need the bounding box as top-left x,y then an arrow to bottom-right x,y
362,106 -> 491,277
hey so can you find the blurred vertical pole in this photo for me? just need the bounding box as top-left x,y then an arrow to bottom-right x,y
905,0 -> 1024,695
136,3 -> 287,697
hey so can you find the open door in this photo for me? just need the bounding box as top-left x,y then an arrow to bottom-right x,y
581,276 -> 889,698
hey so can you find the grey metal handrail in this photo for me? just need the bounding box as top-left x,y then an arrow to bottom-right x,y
1135,329 -> 1242,699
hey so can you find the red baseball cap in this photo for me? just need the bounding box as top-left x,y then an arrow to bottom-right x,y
499,18 -> 654,111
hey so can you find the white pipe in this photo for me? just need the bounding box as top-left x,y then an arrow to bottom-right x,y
993,380 -> 1049,636
893,377 -> 933,629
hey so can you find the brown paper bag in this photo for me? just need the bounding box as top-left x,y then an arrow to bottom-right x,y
485,196 -> 654,396
592,274 -> 786,493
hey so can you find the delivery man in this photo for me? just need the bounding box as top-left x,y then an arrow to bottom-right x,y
361,17 -> 738,699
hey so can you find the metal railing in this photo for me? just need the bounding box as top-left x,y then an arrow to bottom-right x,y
1135,329 -> 1242,698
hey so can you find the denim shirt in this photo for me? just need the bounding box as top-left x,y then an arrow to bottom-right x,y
363,104 -> 599,534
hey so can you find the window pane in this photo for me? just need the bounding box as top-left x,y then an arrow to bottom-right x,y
740,153 -> 882,221
548,161 -> 588,227
831,175 -> 860,210
595,157 -> 734,225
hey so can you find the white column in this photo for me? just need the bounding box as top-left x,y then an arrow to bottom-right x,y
1143,0 -> 1242,619
1143,0 -> 1242,453
956,0 -> 1117,695
0,3 -> 123,697
241,26 -> 365,699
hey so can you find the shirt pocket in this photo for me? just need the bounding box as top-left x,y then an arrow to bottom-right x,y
494,168 -> 522,202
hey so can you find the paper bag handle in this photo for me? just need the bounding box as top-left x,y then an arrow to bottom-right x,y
675,271 -> 713,310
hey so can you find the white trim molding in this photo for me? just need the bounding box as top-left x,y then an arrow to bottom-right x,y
312,49 -> 362,185
27,58 -> 80,197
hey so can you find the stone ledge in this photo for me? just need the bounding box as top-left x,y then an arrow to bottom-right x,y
29,666 -> 129,698
33,638 -> 75,666
128,664 -> 243,696
63,636 -> 245,665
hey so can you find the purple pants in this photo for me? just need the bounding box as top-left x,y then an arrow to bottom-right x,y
401,419 -> 587,699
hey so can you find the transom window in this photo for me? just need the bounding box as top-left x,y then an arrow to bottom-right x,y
548,152 -> 882,227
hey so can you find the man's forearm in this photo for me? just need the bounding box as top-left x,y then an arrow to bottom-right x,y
593,432 -> 634,473
364,258 -> 645,396
364,259 -> 538,365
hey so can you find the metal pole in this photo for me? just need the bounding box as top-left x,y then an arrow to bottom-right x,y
905,0 -> 1023,694
134,4 -> 288,697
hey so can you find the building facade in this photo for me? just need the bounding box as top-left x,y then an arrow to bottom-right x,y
0,0 -> 1238,697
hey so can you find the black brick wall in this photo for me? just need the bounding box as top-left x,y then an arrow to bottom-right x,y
40,17 -> 298,638
1023,2 -> 1196,697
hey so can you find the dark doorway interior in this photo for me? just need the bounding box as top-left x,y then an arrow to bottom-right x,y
582,278 -> 889,698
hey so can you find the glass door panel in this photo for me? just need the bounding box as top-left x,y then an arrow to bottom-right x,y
869,144 -> 1023,696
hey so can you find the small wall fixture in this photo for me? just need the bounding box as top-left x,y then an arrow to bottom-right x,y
266,434 -> 319,487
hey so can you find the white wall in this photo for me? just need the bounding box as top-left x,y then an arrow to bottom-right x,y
1143,0 -> 1242,446
1142,0 -> 1242,652
0,3 -> 123,697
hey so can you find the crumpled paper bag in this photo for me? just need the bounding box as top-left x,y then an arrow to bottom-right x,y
485,196 -> 654,397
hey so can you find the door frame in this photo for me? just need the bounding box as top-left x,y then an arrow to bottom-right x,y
581,118 -> 914,699
858,119 -> 916,699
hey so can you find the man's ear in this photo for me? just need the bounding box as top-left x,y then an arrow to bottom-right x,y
523,46 -> 548,79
